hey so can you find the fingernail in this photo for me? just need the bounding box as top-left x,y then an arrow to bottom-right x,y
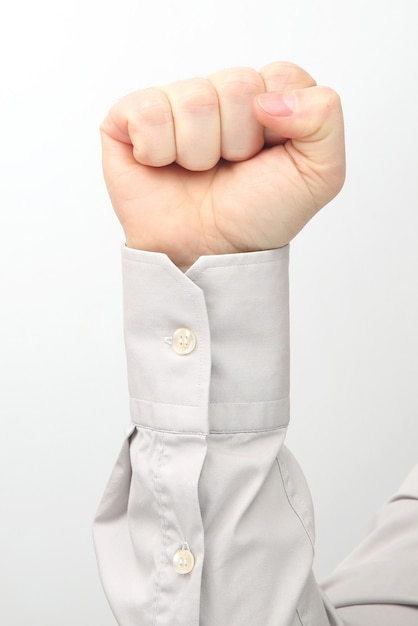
257,93 -> 295,116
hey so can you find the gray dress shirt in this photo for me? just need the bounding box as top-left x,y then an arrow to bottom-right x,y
93,246 -> 418,625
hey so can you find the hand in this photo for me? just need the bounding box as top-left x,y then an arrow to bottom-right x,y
101,62 -> 345,270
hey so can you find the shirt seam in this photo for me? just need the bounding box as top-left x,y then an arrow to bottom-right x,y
133,423 -> 288,436
130,396 -> 289,407
152,433 -> 167,625
276,456 -> 315,551
122,248 -> 288,271
210,398 -> 289,406
189,256 -> 288,281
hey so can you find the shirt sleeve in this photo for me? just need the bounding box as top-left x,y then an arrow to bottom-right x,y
93,246 -> 337,626
322,463 -> 418,624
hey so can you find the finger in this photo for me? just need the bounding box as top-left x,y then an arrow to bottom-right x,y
253,85 -> 346,199
208,67 -> 265,161
259,61 -> 316,147
259,60 -> 316,91
161,78 -> 221,171
101,89 -> 176,167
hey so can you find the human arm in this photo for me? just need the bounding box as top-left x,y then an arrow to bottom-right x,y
93,62 -> 346,626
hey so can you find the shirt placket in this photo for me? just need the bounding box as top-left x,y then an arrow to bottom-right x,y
122,250 -> 212,625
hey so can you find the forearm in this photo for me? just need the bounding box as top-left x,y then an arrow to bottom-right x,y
94,245 -> 336,625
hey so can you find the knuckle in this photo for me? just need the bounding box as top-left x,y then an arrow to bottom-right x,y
99,106 -> 128,143
215,68 -> 264,99
99,103 -> 118,135
179,154 -> 220,172
321,86 -> 341,110
260,61 -> 316,89
222,146 -> 257,162
260,60 -> 305,78
174,78 -> 219,113
131,90 -> 173,129
99,118 -> 109,136
133,145 -> 174,167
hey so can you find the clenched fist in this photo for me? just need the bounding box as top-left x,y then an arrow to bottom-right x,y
101,61 -> 345,270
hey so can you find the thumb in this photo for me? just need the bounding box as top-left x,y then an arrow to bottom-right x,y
253,86 -> 346,201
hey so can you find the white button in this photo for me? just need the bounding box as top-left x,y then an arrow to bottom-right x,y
173,548 -> 195,574
172,328 -> 196,355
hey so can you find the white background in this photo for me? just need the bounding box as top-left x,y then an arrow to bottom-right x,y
1,0 -> 417,624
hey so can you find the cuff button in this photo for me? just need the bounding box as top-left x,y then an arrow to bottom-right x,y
172,328 -> 197,355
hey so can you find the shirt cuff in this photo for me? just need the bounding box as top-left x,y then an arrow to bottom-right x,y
121,246 -> 290,435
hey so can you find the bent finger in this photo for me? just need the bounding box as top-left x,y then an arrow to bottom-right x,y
161,78 -> 221,171
208,67 -> 265,161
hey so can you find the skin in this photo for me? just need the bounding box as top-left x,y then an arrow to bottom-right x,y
100,61 -> 345,271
